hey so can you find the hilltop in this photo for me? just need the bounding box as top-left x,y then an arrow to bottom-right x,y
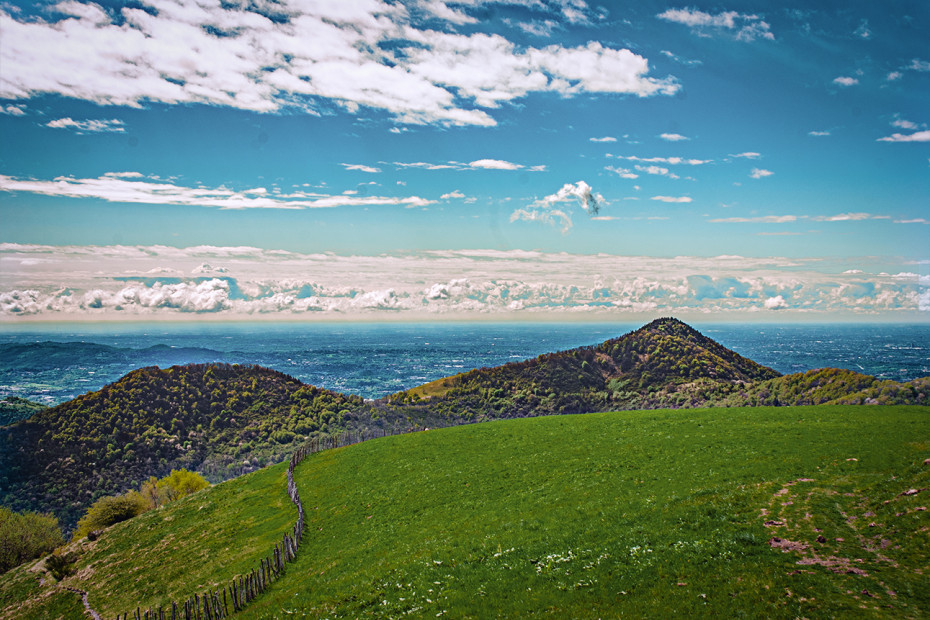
2,318 -> 926,530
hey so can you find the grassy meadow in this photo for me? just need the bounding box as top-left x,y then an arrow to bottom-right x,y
2,405 -> 928,618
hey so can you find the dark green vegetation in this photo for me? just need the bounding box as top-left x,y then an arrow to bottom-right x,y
2,406 -> 927,618
0,363 -> 367,529
0,396 -> 46,427
390,318 -> 928,420
2,319 -> 927,534
0,507 -> 64,573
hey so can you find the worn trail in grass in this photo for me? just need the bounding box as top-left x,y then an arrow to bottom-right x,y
246,406 -> 929,618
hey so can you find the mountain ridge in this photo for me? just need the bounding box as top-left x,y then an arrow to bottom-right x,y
1,318 -> 926,530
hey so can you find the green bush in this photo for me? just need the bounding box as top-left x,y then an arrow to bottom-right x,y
0,506 -> 65,573
73,492 -> 147,540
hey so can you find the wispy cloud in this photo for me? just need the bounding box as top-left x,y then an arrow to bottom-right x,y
511,181 -> 603,233
605,166 -> 638,179
750,168 -> 774,179
46,117 -> 125,133
660,50 -> 703,66
611,155 -> 711,165
441,190 -> 465,199
589,136 -> 617,142
660,132 -> 689,142
657,8 -> 774,41
808,130 -> 831,137
730,152 -> 761,159
342,163 -> 382,173
711,215 -> 797,223
0,173 -> 433,210
0,1 -> 678,127
651,195 -> 692,203
1,104 -> 26,116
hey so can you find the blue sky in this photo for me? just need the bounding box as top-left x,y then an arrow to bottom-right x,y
0,0 -> 927,321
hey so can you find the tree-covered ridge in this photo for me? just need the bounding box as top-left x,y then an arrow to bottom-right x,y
0,397 -> 47,427
388,318 -> 784,420
0,363 -> 369,530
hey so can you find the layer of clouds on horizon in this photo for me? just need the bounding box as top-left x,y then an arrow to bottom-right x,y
1,244 -> 926,319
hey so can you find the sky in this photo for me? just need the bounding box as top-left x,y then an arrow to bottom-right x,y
0,0 -> 927,321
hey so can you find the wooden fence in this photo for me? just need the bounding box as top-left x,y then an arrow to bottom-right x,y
115,425 -> 430,619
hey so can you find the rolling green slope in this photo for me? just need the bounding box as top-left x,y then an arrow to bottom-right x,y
5,405 -> 926,618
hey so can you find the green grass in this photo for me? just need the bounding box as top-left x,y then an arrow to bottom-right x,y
246,406 -> 929,618
2,406 -> 928,618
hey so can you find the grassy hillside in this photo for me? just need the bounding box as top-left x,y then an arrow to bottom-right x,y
5,405 -> 926,618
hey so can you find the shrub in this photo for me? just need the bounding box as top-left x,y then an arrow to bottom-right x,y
73,492 -> 147,540
0,506 -> 65,573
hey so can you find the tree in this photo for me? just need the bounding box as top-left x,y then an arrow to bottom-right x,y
0,507 -> 65,573
73,492 -> 147,540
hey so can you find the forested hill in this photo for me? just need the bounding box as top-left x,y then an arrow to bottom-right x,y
0,363 -> 374,529
2,318 -> 927,530
387,317 -> 926,421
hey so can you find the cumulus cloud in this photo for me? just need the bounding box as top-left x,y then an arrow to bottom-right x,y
46,117 -> 125,133
877,130 -> 930,143
657,8 -> 774,41
750,168 -> 773,179
510,180 -> 603,233
441,190 -> 466,199
764,295 -> 787,309
833,76 -> 859,87
0,1 -> 678,127
0,173 -> 433,209
660,132 -> 689,141
2,244 -> 924,318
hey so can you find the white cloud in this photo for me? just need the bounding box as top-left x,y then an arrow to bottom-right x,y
894,218 -> 929,225
891,119 -> 918,130
812,212 -> 878,222
764,295 -> 787,310
2,244 -> 923,318
1,104 -> 26,116
635,165 -> 679,179
651,196 -> 692,203
511,180 -> 603,233
886,71 -> 903,81
441,190 -> 466,199
711,215 -> 797,223
0,1 -> 679,127
750,168 -> 773,179
612,155 -> 710,165
605,166 -> 638,179
468,159 -> 521,170
0,173 -> 434,210
833,76 -> 858,87
808,130 -> 830,137
660,132 -> 689,141
854,20 -> 871,39
730,152 -> 761,159
877,130 -> 930,143
660,50 -> 702,66
342,163 -> 382,173
909,59 -> 930,72
46,117 -> 125,133
657,8 -> 774,41
590,136 -> 617,142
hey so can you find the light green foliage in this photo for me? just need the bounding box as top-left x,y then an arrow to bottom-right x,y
73,492 -> 148,540
140,469 -> 210,509
0,507 -> 64,573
